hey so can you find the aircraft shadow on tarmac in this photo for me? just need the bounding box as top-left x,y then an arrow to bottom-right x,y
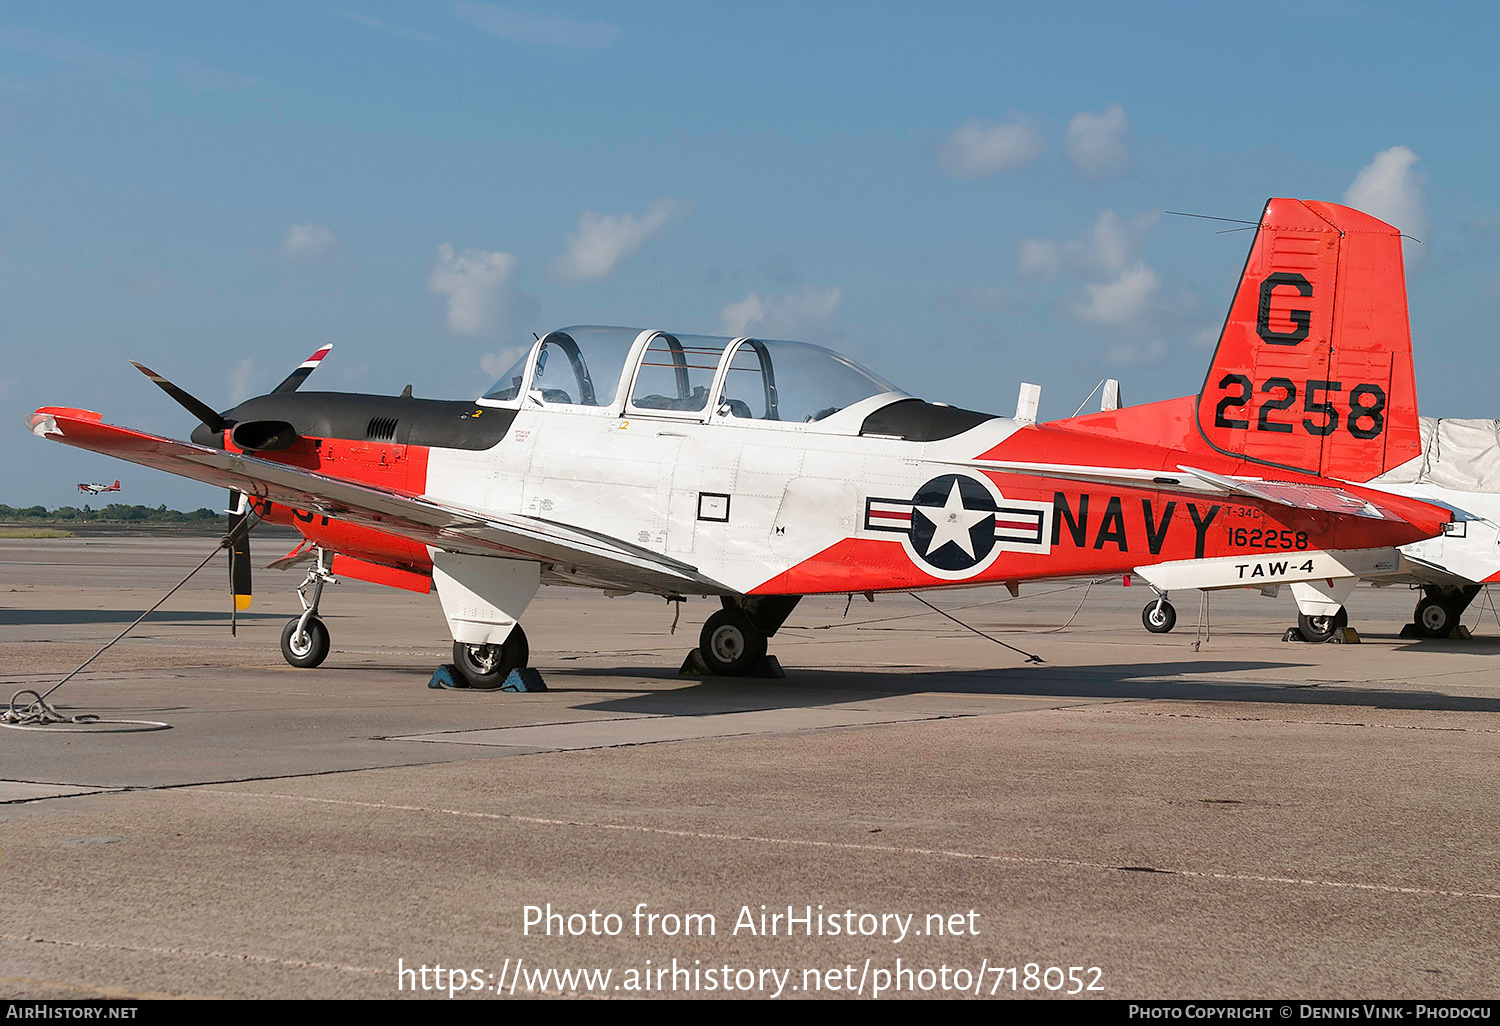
559,659 -> 1500,718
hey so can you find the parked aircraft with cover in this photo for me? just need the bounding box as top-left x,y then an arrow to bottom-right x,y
27,198 -> 1452,685
1138,416 -> 1500,641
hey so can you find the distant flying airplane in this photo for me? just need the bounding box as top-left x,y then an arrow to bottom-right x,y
77,480 -> 120,495
28,199 -> 1452,686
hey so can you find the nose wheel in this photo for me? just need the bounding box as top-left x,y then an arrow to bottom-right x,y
279,550 -> 337,669
281,616 -> 330,668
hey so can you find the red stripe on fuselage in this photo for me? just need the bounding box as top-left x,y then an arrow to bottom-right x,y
753,474 -> 1447,596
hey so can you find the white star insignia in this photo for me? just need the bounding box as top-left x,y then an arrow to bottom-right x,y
914,480 -> 990,559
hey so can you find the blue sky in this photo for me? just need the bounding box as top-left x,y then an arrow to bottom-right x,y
4,1 -> 1499,509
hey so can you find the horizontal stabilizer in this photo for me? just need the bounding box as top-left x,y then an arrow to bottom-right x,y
1174,466 -> 1393,519
1135,547 -> 1402,593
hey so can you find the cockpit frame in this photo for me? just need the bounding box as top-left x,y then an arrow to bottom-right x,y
479,325 -> 906,433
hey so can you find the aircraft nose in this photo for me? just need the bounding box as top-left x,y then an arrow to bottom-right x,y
191,422 -> 223,448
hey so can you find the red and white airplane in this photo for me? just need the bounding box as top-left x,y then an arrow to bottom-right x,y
77,480 -> 120,495
27,198 -> 1451,685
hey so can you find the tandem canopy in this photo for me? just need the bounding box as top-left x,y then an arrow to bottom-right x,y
482,326 -> 906,425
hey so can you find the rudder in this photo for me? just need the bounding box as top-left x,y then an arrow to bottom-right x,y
1194,198 -> 1421,482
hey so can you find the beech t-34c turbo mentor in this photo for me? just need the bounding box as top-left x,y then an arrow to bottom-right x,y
27,198 -> 1450,685
77,479 -> 120,495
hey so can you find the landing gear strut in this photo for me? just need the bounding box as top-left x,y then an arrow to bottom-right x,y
280,550 -> 337,668
696,596 -> 800,676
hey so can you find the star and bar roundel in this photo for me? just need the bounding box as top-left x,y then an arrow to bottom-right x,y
865,473 -> 1052,580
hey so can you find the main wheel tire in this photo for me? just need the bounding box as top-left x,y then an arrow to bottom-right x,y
699,608 -> 767,676
1297,608 -> 1349,643
1413,597 -> 1457,639
452,626 -> 529,690
1142,600 -> 1177,634
281,616 -> 330,668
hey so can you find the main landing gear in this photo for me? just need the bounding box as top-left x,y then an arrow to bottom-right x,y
451,627 -> 530,689
280,551 -> 338,668
695,596 -> 801,676
1409,584 -> 1481,639
1295,608 -> 1348,643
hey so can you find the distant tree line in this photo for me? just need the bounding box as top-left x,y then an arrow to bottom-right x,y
0,503 -> 223,523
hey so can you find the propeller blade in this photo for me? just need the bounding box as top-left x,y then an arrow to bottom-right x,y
130,361 -> 226,434
273,344 -> 334,393
227,490 -> 252,615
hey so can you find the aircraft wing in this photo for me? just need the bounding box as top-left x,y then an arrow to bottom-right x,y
28,407 -> 730,596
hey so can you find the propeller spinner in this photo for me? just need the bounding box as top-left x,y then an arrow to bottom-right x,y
130,345 -> 334,622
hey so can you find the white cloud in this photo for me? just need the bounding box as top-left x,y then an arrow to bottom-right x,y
1065,104 -> 1132,179
228,358 -> 257,403
1018,209 -> 1157,279
1344,146 -> 1429,244
453,2 -> 621,49
281,223 -> 337,261
551,198 -> 693,281
966,284 -> 1009,311
278,223 -> 358,279
336,9 -> 445,46
938,120 -> 1044,178
480,345 -> 530,380
1077,262 -> 1160,326
719,285 -> 843,338
1017,238 -> 1063,277
429,244 -> 520,335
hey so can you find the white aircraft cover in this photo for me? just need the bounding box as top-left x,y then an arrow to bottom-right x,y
1377,418 -> 1500,491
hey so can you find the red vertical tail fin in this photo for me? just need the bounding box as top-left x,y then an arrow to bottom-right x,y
1194,198 -> 1421,482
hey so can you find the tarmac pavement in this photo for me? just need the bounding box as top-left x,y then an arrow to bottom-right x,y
2,535 -> 1498,999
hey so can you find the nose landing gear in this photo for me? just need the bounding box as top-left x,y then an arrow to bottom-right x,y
280,550 -> 338,669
